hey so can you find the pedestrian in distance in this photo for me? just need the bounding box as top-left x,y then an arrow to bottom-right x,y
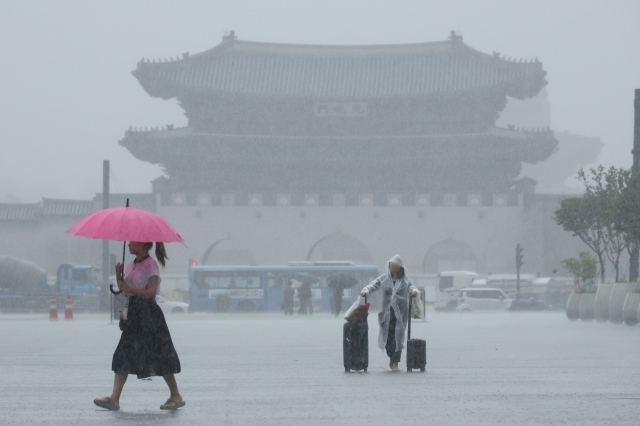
298,281 -> 313,315
282,280 -> 295,315
329,281 -> 345,317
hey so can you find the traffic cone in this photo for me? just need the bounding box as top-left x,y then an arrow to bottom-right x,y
49,295 -> 58,321
64,294 -> 73,320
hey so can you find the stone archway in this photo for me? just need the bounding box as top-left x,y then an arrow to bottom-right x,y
201,239 -> 256,265
307,233 -> 374,265
423,239 -> 477,273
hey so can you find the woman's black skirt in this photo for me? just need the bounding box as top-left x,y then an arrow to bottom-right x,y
112,296 -> 181,379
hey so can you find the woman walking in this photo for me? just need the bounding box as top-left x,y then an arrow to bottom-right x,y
94,241 -> 184,411
360,254 -> 418,371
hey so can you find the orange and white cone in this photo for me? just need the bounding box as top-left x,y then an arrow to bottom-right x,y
64,294 -> 73,320
49,295 -> 58,321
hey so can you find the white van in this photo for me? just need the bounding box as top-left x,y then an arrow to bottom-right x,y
434,271 -> 480,311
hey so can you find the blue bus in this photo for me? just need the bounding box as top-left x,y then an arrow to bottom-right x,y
189,262 -> 379,313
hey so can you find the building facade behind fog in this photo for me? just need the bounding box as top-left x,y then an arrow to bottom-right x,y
0,32 -> 601,278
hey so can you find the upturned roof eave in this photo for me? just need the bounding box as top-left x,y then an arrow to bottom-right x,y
131,37 -> 546,100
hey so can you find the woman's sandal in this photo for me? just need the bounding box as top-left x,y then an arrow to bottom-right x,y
160,397 -> 186,410
94,397 -> 120,411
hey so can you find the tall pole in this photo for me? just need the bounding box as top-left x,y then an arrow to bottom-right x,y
630,89 -> 640,283
516,244 -> 523,304
102,160 -> 111,322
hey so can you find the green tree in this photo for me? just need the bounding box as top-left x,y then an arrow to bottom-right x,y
555,165 -> 631,283
578,166 -> 631,283
554,196 -> 607,283
561,251 -> 598,292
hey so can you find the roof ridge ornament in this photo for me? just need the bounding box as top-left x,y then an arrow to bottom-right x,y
448,30 -> 462,43
222,30 -> 237,43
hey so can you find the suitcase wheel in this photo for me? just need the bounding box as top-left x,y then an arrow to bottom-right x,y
363,368 -> 367,372
420,368 -> 426,372
345,368 -> 350,373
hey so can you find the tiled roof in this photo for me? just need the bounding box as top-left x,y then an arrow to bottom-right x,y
0,198 -> 95,222
41,198 -> 94,216
0,203 -> 40,221
133,36 -> 546,100
120,125 -> 558,166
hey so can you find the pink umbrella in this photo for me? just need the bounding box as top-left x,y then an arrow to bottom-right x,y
66,205 -> 183,243
66,199 -> 184,294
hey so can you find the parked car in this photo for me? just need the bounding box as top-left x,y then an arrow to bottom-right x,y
506,292 -> 552,311
155,295 -> 189,314
456,288 -> 512,312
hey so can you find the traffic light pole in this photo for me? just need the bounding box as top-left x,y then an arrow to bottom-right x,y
516,267 -> 520,304
516,244 -> 524,304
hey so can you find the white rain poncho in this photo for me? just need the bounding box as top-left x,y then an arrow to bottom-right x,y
361,254 -> 419,352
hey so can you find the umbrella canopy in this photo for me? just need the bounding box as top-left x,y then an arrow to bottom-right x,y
66,206 -> 184,243
327,273 -> 359,289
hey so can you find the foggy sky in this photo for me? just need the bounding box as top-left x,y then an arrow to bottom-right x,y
1,0 -> 639,203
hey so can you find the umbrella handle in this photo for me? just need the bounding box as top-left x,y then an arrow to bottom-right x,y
111,199 -> 129,297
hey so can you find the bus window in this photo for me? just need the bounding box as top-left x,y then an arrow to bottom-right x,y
193,272 -> 260,289
236,274 -> 260,289
72,268 -> 89,284
266,273 -> 286,288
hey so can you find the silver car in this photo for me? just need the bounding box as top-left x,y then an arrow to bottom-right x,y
456,288 -> 512,312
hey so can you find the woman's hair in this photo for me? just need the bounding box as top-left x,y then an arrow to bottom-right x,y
142,242 -> 169,268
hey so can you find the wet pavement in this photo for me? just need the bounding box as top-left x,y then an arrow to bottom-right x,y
1,311 -> 639,425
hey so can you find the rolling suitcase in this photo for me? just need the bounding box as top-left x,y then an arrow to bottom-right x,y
406,296 -> 426,372
343,296 -> 368,372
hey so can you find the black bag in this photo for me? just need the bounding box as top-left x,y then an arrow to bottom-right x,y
343,295 -> 368,372
406,297 -> 427,372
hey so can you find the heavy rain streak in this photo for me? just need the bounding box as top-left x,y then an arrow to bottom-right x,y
1,1 -> 640,425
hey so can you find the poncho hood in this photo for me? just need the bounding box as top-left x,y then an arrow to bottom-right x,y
387,254 -> 406,274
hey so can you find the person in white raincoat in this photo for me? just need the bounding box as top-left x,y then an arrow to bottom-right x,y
360,254 -> 419,371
